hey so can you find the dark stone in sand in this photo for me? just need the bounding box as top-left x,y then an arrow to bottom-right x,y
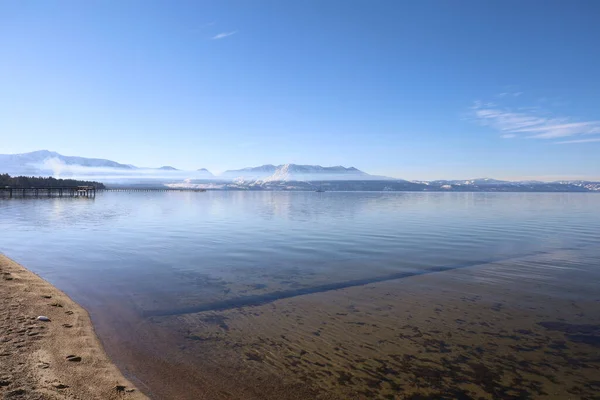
66,355 -> 82,362
336,371 -> 353,385
52,382 -> 69,389
5,389 -> 26,397
246,352 -> 264,362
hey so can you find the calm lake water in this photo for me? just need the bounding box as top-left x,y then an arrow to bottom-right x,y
1,191 -> 599,311
1,191 -> 599,398
1,192 -> 598,288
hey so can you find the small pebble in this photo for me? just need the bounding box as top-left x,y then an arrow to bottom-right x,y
37,316 -> 51,322
52,382 -> 69,389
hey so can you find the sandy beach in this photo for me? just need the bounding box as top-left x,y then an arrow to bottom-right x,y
0,254 -> 146,400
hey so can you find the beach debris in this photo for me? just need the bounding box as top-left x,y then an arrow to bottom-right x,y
37,316 -> 51,322
52,382 -> 69,389
66,355 -> 82,362
6,388 -> 26,397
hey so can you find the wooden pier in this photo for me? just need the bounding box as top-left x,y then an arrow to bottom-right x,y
0,186 -> 206,198
101,188 -> 206,192
1,186 -> 97,198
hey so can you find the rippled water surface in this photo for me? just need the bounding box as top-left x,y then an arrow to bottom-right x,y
1,191 -> 599,312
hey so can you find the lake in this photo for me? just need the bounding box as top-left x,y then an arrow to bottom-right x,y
1,191 -> 599,399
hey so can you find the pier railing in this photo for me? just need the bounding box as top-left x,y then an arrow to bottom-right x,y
0,187 -> 206,197
100,188 -> 206,192
1,186 -> 97,198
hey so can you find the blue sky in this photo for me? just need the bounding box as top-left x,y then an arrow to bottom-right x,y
1,0 -> 599,180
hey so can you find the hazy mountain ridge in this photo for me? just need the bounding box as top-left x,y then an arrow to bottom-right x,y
1,151 -> 599,191
0,150 -> 212,177
220,164 -> 372,181
0,150 -> 135,173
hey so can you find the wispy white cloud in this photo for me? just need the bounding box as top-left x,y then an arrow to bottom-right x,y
212,31 -> 237,40
471,99 -> 600,143
555,137 -> 600,144
512,122 -> 600,139
497,91 -> 522,98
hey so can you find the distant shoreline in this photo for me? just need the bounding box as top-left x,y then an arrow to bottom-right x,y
0,254 -> 147,400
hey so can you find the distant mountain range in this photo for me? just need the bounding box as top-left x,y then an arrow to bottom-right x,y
0,150 -> 206,176
0,150 -> 135,172
221,164 -> 385,181
1,150 -> 599,192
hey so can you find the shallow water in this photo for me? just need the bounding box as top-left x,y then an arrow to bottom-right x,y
1,191 -> 599,398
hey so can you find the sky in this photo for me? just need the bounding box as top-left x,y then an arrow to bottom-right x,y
1,0 -> 599,180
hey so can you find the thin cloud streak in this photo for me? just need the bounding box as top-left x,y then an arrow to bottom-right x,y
555,138 -> 600,144
514,122 -> 600,139
497,91 -> 522,98
471,100 -> 600,142
212,31 -> 237,40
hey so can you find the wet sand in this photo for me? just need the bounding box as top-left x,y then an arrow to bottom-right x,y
130,248 -> 600,399
0,254 -> 146,400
